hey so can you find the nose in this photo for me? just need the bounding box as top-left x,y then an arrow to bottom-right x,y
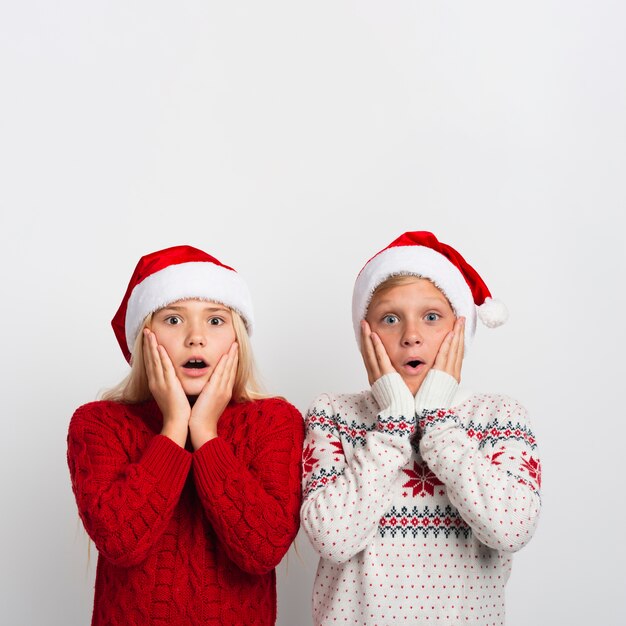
401,323 -> 423,346
185,323 -> 206,347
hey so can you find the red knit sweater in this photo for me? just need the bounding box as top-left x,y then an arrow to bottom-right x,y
67,397 -> 304,626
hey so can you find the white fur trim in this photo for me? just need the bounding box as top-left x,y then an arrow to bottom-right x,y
352,245 -> 477,347
125,261 -> 254,352
477,297 -> 508,328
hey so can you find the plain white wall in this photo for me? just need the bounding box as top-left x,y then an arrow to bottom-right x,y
1,1 -> 625,625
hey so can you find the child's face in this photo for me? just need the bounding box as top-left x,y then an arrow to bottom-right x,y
366,279 -> 456,394
149,299 -> 236,396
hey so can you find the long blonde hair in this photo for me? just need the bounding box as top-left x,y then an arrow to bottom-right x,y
101,307 -> 267,403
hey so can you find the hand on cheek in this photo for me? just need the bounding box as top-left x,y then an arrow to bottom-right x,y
360,320 -> 398,385
188,342 -> 239,450
432,317 -> 465,383
143,329 -> 191,447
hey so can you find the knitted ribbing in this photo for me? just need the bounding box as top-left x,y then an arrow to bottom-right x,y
67,397 -> 303,626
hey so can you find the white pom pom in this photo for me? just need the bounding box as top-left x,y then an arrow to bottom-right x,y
477,297 -> 508,328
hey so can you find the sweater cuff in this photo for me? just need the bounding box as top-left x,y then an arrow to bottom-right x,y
418,407 -> 460,437
415,369 -> 459,412
371,373 -> 415,438
371,373 -> 415,415
140,434 -> 192,490
193,437 -> 238,489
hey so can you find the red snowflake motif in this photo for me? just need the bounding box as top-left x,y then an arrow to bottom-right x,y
402,461 -> 444,497
302,444 -> 319,475
330,440 -> 344,462
520,455 -> 541,488
330,441 -> 344,455
486,448 -> 506,466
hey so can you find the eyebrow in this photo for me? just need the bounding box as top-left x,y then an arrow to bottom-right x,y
160,305 -> 230,313
372,296 -> 448,308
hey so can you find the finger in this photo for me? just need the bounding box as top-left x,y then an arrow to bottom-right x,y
157,344 -> 178,383
360,321 -> 380,383
370,332 -> 394,375
214,344 -> 236,388
448,323 -> 461,373
142,330 -> 153,372
226,343 -> 239,388
434,331 -> 453,371
211,354 -> 227,383
453,318 -> 465,380
209,348 -> 231,387
143,330 -> 164,385
198,345 -> 238,404
221,346 -> 239,400
143,329 -> 157,368
360,321 -> 378,378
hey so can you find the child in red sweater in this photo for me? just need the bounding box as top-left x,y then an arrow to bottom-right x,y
67,245 -> 304,626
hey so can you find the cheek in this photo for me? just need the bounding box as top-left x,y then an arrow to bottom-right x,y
212,327 -> 236,353
150,328 -> 171,349
373,327 -> 398,355
430,325 -> 453,350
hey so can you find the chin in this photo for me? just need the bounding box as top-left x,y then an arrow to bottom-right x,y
182,381 -> 207,396
402,376 -> 426,396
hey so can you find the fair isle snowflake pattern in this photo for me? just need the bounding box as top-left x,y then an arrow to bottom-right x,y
402,461 -> 444,497
520,452 -> 542,488
306,407 -> 371,448
379,504 -> 471,539
302,443 -> 319,476
330,440 -> 344,463
304,466 -> 344,498
465,418 -> 538,450
418,408 -> 458,431
376,414 -> 414,438
485,447 -> 506,465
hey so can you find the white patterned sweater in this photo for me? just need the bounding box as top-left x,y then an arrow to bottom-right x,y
301,371 -> 541,626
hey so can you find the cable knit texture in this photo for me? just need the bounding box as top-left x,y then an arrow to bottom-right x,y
301,372 -> 541,626
67,397 -> 304,626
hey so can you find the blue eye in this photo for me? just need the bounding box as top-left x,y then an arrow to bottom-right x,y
425,312 -> 440,322
383,315 -> 399,325
209,317 -> 224,326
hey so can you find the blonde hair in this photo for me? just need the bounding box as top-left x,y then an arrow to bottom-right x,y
369,274 -> 455,314
101,306 -> 267,403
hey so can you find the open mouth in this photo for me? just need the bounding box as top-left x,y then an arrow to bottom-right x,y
405,359 -> 424,370
183,359 -> 208,369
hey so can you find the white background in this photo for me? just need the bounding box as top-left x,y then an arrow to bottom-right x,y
1,2 -> 625,625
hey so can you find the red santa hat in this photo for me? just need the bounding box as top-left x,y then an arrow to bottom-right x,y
352,231 -> 507,346
112,245 -> 254,362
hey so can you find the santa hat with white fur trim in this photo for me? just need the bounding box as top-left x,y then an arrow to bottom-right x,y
352,231 -> 507,347
112,245 -> 254,363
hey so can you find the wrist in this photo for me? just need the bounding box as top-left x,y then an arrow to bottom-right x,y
160,422 -> 188,448
189,422 -> 218,451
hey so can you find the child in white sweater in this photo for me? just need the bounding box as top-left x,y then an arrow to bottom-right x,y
301,231 -> 541,626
